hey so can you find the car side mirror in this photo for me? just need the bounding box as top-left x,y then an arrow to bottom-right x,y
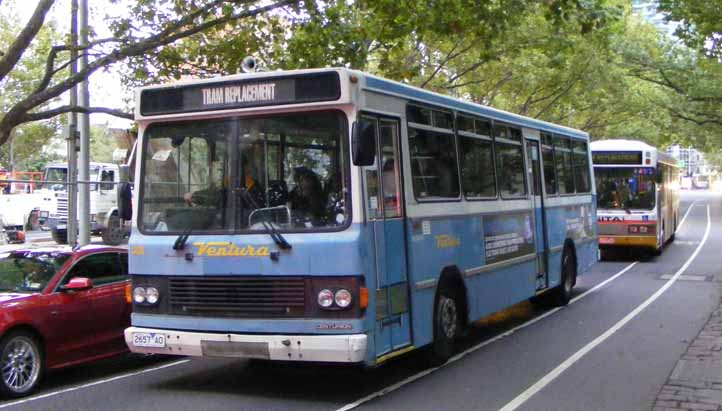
352,121 -> 376,166
62,277 -> 93,292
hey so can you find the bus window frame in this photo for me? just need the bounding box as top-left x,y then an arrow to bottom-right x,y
406,102 -> 462,203
540,132 -> 558,198
553,134 -> 576,197
493,123 -> 528,200
456,112 -> 498,202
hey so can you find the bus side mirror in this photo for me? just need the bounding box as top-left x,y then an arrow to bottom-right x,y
118,165 -> 133,221
352,121 -> 376,166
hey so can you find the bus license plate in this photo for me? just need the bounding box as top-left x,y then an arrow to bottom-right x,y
133,332 -> 166,348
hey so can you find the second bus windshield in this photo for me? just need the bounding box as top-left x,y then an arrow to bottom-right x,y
595,167 -> 656,210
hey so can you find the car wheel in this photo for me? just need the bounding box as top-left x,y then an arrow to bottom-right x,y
426,287 -> 459,366
0,331 -> 43,398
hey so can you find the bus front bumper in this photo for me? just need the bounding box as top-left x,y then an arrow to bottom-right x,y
124,326 -> 367,363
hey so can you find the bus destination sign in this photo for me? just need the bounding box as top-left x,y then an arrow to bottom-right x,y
140,72 -> 340,116
592,151 -> 643,165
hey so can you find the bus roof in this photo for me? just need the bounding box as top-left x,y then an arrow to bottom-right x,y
135,67 -> 589,140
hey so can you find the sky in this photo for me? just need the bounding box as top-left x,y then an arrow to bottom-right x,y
6,0 -> 134,129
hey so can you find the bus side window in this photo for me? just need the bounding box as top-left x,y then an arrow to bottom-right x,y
458,117 -> 495,198
494,125 -> 526,198
541,133 -> 557,195
408,127 -> 460,200
554,135 -> 574,194
572,141 -> 591,193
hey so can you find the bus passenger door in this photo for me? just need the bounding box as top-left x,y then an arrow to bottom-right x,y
526,139 -> 549,290
360,115 -> 412,358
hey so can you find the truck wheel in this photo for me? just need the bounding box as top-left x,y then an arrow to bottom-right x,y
0,331 -> 44,398
101,215 -> 123,246
51,228 -> 67,245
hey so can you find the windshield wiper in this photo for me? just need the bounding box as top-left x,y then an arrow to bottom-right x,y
237,188 -> 292,250
173,226 -> 193,250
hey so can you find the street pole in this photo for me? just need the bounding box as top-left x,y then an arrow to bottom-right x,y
67,0 -> 79,246
78,0 -> 90,245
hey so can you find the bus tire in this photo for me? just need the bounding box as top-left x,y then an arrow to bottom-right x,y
551,246 -> 575,306
426,286 -> 460,366
669,215 -> 677,243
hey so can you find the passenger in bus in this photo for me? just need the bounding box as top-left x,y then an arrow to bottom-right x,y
289,166 -> 325,225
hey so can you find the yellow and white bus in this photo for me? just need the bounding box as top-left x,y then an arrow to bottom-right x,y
591,139 -> 680,255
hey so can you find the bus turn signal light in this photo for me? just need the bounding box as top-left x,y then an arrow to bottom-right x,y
359,287 -> 368,309
125,283 -> 132,304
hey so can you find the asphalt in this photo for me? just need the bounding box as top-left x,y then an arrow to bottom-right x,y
1,191 -> 720,411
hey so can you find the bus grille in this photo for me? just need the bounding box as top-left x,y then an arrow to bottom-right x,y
167,277 -> 307,318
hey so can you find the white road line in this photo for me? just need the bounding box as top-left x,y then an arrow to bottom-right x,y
676,201 -> 697,233
334,262 -> 639,411
0,358 -> 190,409
499,205 -> 711,411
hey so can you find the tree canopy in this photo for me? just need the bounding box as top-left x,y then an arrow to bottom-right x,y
2,0 -> 722,166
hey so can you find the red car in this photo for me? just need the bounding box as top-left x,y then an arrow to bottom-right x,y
0,246 -> 130,397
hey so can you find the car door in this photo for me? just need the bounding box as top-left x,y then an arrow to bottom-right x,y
43,257 -> 98,366
56,252 -> 130,355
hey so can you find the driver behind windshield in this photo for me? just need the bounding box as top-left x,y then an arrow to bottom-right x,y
289,166 -> 325,226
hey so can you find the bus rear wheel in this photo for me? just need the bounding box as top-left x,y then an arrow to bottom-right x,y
426,287 -> 460,366
551,248 -> 575,306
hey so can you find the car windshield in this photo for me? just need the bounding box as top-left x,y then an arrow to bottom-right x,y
140,111 -> 348,233
595,167 -> 656,210
0,252 -> 70,293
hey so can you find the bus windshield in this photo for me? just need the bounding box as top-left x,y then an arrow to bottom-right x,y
140,111 -> 348,233
595,167 -> 656,210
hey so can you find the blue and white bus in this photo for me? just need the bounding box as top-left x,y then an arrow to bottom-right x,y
124,67 -> 597,366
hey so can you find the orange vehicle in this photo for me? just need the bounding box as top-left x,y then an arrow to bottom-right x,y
0,171 -> 43,194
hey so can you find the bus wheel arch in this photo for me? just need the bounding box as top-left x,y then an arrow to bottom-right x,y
426,266 -> 468,366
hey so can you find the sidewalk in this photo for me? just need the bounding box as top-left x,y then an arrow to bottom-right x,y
654,305 -> 722,411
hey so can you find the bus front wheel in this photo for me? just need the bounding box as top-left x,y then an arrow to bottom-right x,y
427,286 -> 460,366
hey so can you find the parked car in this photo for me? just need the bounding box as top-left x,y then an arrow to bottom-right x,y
0,245 -> 129,397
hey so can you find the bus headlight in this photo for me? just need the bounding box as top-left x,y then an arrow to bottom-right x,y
133,286 -> 160,305
318,289 -> 334,308
334,289 -> 352,308
133,287 -> 146,304
145,287 -> 160,305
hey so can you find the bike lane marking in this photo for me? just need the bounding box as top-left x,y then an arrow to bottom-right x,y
499,204 -> 711,411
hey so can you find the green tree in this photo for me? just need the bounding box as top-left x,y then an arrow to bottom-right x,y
658,0 -> 722,57
0,0 -> 297,147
